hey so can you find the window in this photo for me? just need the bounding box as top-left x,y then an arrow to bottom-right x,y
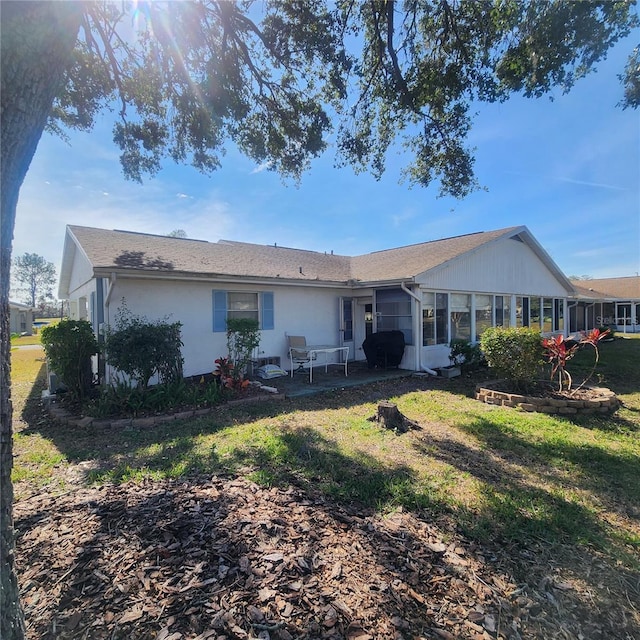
543,298 -> 553,332
450,293 -> 471,342
495,295 -> 510,328
516,296 -> 529,327
422,292 -> 448,345
342,299 -> 353,341
529,297 -> 541,329
554,299 -> 564,332
475,295 -> 493,340
376,288 -> 412,344
213,291 -> 274,332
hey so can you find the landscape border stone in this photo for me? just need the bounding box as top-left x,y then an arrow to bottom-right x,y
475,380 -> 620,415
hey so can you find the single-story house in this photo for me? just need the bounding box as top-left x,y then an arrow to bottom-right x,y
9,301 -> 34,336
569,276 -> 640,334
59,224 -> 577,381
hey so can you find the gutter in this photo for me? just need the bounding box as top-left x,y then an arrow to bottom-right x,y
400,282 -> 436,375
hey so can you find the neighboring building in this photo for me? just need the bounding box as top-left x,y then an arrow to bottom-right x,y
9,301 -> 34,336
58,224 -> 575,381
569,276 -> 640,334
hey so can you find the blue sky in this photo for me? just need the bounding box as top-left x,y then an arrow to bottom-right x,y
12,35 -> 639,297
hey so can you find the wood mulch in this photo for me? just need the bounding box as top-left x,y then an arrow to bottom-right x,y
14,475 -> 638,640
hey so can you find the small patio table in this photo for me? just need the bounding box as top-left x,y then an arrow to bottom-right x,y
289,345 -> 349,383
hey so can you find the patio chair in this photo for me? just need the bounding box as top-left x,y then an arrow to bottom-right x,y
288,335 -> 316,376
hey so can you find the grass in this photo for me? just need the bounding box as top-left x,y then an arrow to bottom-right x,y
11,334 -> 640,571
10,317 -> 59,346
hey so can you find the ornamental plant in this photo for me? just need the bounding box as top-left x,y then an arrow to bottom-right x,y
480,327 -> 543,392
105,299 -> 184,390
542,328 -> 610,393
214,356 -> 249,390
41,319 -> 98,401
225,317 -> 260,386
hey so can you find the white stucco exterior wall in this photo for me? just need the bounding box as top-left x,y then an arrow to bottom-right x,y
103,276 -> 353,378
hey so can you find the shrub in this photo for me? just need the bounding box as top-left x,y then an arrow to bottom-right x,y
86,377 -> 223,418
225,317 -> 260,385
105,300 -> 184,389
480,326 -> 543,391
41,319 -> 98,401
449,339 -> 484,371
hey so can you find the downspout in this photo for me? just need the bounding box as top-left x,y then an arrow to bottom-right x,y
104,272 -> 116,310
103,273 -> 116,385
400,282 -> 437,375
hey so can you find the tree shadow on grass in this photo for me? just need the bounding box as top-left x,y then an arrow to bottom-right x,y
413,416 -> 640,566
17,372 -> 443,486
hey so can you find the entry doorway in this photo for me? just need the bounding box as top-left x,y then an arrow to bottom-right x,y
340,297 -> 373,362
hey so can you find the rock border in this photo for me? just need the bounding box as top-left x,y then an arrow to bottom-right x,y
475,380 -> 620,415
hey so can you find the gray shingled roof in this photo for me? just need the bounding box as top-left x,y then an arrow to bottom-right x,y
350,227 -> 519,282
68,226 -> 352,282
570,277 -> 640,300
67,225 -> 528,287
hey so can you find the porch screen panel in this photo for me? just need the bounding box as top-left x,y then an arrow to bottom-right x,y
530,297 -> 541,329
450,293 -> 471,342
376,288 -> 413,344
475,294 -> 492,340
586,304 -> 595,330
422,292 -> 435,346
617,303 -> 632,326
495,295 -> 510,328
516,296 -> 529,328
601,302 -> 615,326
435,293 -> 448,344
543,298 -> 553,332
554,299 -> 564,332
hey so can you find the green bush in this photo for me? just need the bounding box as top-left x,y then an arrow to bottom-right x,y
41,319 -> 98,401
86,377 -> 223,418
449,339 -> 484,371
480,326 -> 543,391
225,317 -> 260,384
105,300 -> 184,389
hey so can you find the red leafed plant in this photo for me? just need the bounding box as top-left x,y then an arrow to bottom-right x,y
214,357 -> 250,391
542,334 -> 579,392
542,328 -> 610,393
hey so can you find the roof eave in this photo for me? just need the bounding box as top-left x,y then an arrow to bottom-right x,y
92,268 -> 354,289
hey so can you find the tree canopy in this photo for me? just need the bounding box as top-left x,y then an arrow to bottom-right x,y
43,0 -> 640,198
12,253 -> 57,307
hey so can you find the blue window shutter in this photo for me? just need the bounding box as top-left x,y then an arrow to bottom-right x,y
261,292 -> 274,330
213,291 -> 227,332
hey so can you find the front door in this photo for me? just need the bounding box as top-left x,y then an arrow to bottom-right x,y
339,297 -> 354,361
341,297 -> 372,362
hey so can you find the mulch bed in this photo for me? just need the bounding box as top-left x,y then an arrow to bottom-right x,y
15,475 -> 638,640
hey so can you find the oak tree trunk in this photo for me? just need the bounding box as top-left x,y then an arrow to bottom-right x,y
1,3 -> 82,637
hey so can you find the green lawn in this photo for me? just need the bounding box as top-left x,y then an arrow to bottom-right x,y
12,334 -> 640,572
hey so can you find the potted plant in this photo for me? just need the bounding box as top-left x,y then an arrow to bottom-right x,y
439,340 -> 464,378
